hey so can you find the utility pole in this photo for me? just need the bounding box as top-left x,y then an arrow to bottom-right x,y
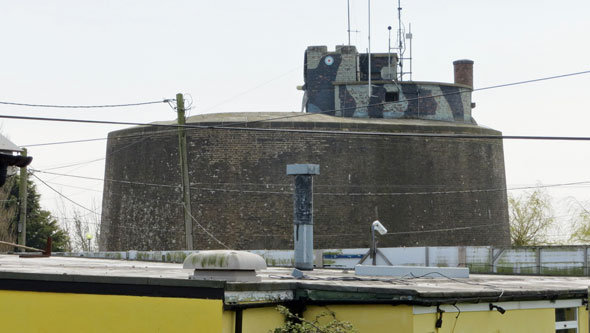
18,149 -> 28,252
176,93 -> 194,250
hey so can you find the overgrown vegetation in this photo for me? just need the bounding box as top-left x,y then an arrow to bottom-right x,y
58,201 -> 101,252
0,178 -> 17,251
509,189 -> 556,246
568,199 -> 590,244
1,174 -> 70,251
271,305 -> 357,333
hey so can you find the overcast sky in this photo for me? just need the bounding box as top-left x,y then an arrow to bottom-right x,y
1,1 -> 589,243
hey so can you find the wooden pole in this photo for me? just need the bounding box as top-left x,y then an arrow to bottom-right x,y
0,240 -> 42,252
176,93 -> 194,250
18,149 -> 28,252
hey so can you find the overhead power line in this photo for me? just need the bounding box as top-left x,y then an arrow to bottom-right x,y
0,99 -> 173,109
22,137 -> 107,148
30,168 -> 590,196
12,69 -> 590,151
315,181 -> 590,196
38,136 -> 151,172
201,65 -> 302,112
31,169 -> 179,189
216,69 -> 590,128
7,113 -> 590,141
34,172 -> 230,248
183,203 -> 230,249
32,173 -> 100,216
2,68 -> 587,128
306,222 -> 508,238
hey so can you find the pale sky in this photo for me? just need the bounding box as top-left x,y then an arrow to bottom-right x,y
1,1 -> 589,244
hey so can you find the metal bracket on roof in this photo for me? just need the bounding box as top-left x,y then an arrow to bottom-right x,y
19,237 -> 52,258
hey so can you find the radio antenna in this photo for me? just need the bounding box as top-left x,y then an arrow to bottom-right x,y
397,0 -> 404,81
367,0 -> 372,98
347,0 -> 351,45
407,23 -> 413,80
346,0 -> 361,45
388,26 -> 392,70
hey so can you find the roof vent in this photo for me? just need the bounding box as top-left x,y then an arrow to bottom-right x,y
183,250 -> 267,282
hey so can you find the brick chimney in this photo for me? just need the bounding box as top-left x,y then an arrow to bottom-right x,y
453,59 -> 474,89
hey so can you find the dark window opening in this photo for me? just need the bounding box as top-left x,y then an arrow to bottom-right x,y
385,92 -> 399,102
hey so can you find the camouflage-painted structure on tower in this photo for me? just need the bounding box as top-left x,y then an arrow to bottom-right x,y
303,45 -> 475,122
100,45 -> 510,252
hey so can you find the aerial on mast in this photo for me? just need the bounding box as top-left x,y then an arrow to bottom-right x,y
397,0 -> 404,80
346,0 -> 360,46
393,0 -> 413,81
347,0 -> 351,45
367,0 -> 372,98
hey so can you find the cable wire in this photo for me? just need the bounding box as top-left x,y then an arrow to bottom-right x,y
32,173 -> 100,216
201,65 -> 302,112
29,169 -> 590,196
215,70 -> 590,128
183,203 -> 230,249
279,222 -> 506,239
0,99 -> 173,109
31,169 -> 179,189
3,69 -> 590,144
8,112 -> 590,141
385,223 -> 506,235
314,181 -> 590,196
22,137 -> 107,148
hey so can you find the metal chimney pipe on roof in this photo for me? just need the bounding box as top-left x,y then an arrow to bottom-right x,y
287,164 -> 320,270
453,59 -> 474,89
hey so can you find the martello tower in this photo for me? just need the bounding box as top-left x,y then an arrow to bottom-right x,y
100,45 -> 510,252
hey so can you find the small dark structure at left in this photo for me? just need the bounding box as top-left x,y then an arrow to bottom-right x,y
0,134 -> 32,186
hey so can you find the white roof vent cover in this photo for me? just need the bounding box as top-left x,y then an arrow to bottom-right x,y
183,250 -> 267,282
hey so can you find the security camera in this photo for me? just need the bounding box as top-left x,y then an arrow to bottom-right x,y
372,220 -> 387,235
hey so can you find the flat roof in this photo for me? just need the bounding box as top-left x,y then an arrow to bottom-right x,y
0,255 -> 588,306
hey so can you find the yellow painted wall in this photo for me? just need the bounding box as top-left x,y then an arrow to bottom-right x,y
222,311 -> 235,333
579,306 -> 589,333
241,307 -> 285,333
238,304 -> 589,333
0,290 -> 222,333
414,308 -> 556,333
304,304 -> 413,332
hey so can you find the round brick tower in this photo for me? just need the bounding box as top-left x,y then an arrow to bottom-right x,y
100,112 -> 510,251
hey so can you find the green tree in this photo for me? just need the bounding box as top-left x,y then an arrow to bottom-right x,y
0,177 -> 18,251
568,199 -> 590,244
4,174 -> 70,251
509,189 -> 555,246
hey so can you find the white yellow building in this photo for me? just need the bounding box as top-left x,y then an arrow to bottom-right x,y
0,254 -> 587,332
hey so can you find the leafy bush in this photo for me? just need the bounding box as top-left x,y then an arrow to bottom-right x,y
272,305 -> 358,333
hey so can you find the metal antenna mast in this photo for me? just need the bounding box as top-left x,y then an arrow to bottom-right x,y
388,26 -> 392,70
407,23 -> 413,81
397,0 -> 404,81
367,0 -> 372,99
347,0 -> 351,45
346,0 -> 361,46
